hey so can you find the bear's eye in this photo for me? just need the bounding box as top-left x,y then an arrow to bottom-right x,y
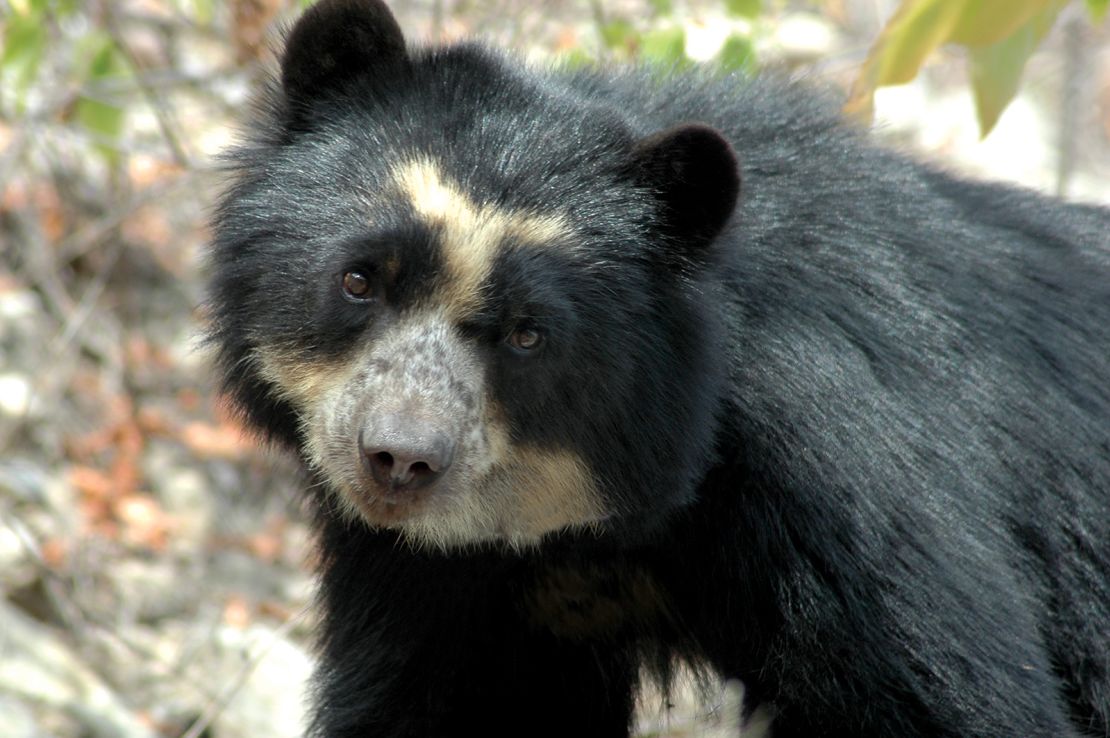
341,270 -> 374,301
506,325 -> 544,353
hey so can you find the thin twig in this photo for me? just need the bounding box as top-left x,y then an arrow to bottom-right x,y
102,7 -> 193,168
178,610 -> 309,738
1055,10 -> 1086,199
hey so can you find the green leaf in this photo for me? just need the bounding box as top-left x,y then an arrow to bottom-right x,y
967,3 -> 1061,137
1,15 -> 47,103
76,96 -> 124,144
874,1 -> 964,86
950,0 -> 1060,47
76,37 -> 129,159
9,0 -> 48,14
1087,0 -> 1108,22
54,0 -> 79,15
845,0 -> 959,119
718,34 -> 757,74
640,27 -> 686,66
557,48 -> 594,70
85,37 -> 126,79
1,15 -> 45,68
600,20 -> 636,51
190,0 -> 216,25
648,0 -> 673,15
845,0 -> 1064,122
725,0 -> 761,19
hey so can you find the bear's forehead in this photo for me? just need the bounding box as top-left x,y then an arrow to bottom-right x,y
389,156 -> 574,319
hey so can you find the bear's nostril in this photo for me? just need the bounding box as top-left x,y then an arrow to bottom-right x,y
358,420 -> 455,492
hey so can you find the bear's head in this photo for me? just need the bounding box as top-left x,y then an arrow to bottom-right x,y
209,0 -> 740,549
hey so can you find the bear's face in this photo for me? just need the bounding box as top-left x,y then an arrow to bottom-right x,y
245,153 -> 619,548
209,0 -> 740,549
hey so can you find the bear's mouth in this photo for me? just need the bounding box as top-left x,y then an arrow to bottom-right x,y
343,484 -> 433,526
328,453 -> 613,548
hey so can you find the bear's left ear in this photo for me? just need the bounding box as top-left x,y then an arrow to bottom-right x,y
281,0 -> 407,107
631,123 -> 741,252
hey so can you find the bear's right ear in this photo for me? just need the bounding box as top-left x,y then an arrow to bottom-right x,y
281,0 -> 407,106
631,123 -> 741,255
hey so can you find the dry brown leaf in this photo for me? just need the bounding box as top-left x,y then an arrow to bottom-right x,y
181,419 -> 254,460
258,599 -> 295,621
231,0 -> 283,64
127,154 -> 183,189
114,492 -> 172,551
40,537 -> 69,568
70,465 -> 114,500
223,594 -> 252,628
175,387 -> 202,412
135,405 -> 172,435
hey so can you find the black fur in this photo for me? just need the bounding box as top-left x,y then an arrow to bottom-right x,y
208,1 -> 1110,736
281,0 -> 406,112
631,123 -> 741,248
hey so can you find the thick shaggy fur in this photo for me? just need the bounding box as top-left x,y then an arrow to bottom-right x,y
208,1 -> 1110,736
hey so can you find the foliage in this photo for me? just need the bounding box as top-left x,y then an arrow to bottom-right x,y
1,1 -> 131,161
574,0 -> 1105,138
846,0 -> 1104,137
74,34 -> 130,162
584,0 -> 760,73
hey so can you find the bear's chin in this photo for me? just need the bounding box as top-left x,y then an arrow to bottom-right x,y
331,477 -> 611,551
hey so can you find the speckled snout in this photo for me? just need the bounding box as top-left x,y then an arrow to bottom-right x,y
312,311 -> 498,519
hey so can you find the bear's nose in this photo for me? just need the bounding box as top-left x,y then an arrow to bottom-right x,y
358,417 -> 455,492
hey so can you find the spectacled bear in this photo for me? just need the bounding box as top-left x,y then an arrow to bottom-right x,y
207,0 -> 1110,735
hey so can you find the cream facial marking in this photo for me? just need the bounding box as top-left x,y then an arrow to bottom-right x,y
494,446 -> 606,540
253,344 -> 352,412
397,442 -> 607,552
391,157 -> 572,317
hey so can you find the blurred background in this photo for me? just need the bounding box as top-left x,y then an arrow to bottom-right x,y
1,1 -> 1108,736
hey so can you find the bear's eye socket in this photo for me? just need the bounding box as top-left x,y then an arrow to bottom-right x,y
506,325 -> 545,353
341,270 -> 374,301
